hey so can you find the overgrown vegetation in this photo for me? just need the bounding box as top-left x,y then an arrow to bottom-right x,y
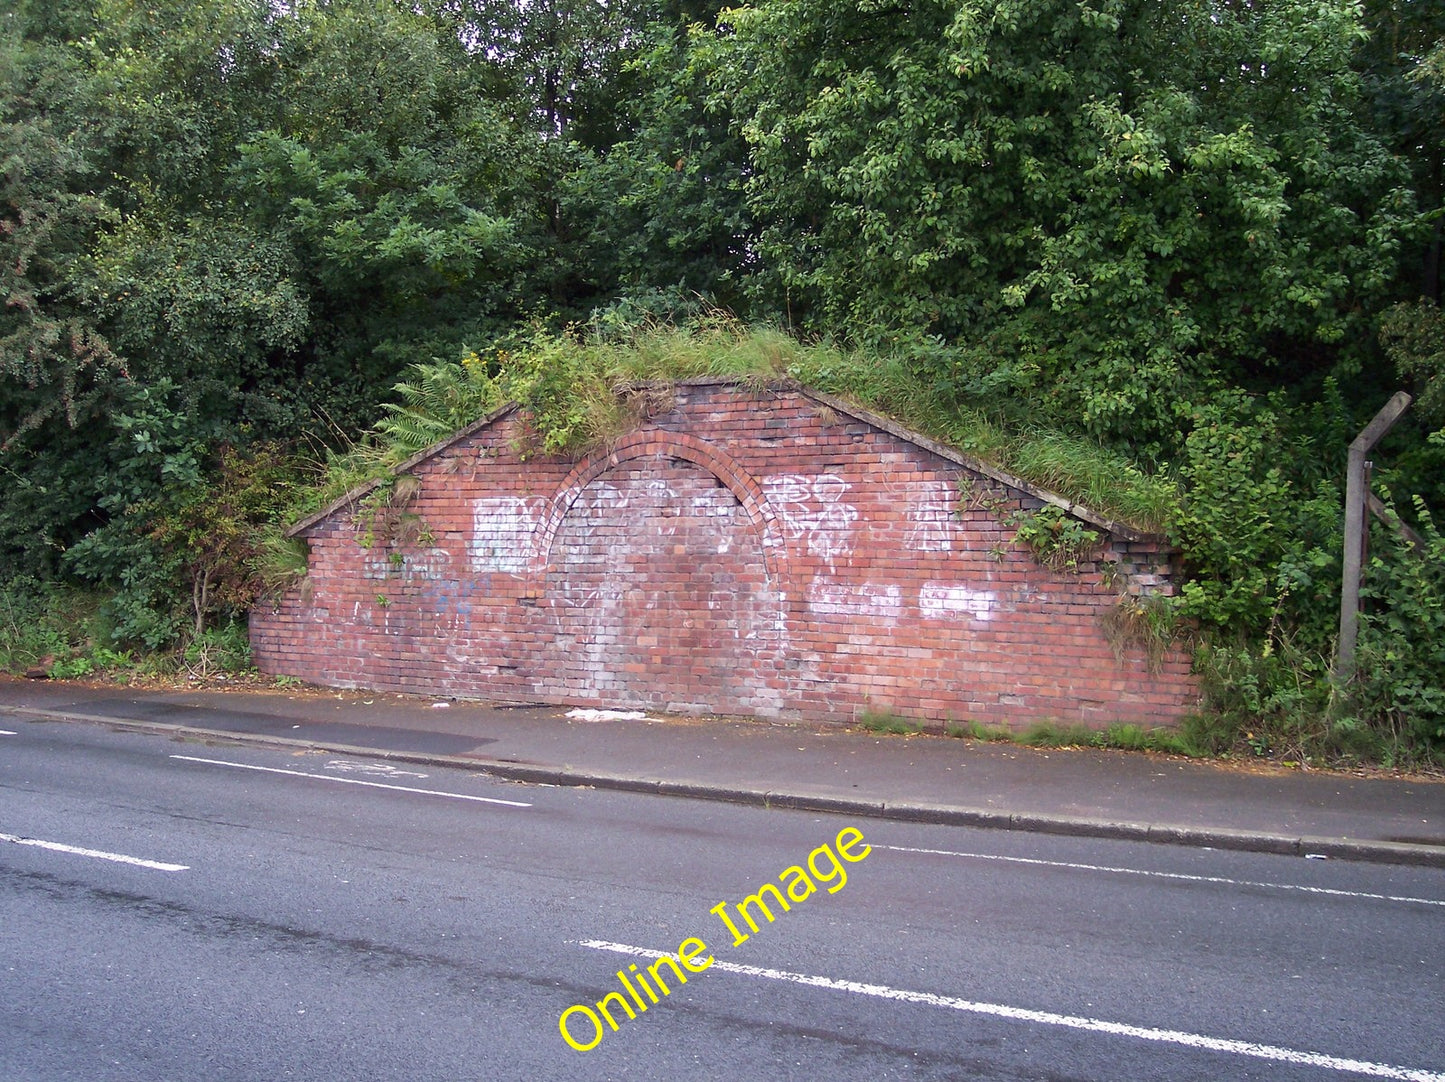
1346,499 -> 1445,753
0,577 -> 254,683
890,715 -> 1203,758
857,710 -> 926,736
1099,595 -> 1177,674
362,320 -> 1180,529
283,317 -> 1444,769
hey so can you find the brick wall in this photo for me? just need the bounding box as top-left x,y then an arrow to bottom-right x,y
250,381 -> 1199,727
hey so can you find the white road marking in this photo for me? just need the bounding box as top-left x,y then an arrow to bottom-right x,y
169,755 -> 531,807
0,730 -> 16,735
577,940 -> 1444,1081
878,844 -> 1445,909
0,831 -> 188,872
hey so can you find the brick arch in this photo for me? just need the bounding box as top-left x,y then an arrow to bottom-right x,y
526,429 -> 786,591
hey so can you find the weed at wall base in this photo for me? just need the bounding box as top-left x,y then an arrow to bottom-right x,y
873,710 -> 1202,757
856,709 -> 924,735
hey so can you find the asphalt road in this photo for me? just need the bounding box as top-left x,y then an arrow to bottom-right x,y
2,718 -> 1442,1081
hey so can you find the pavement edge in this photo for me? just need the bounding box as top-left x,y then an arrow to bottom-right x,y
6,705 -> 1444,870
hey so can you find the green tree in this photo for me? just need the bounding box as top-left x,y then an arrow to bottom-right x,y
79,0 -> 546,437
3,0 -> 554,627
429,0 -> 658,147
1360,0 -> 1444,304
0,22 -> 117,446
702,0 -> 1415,446
0,9 -> 128,581
560,13 -> 753,316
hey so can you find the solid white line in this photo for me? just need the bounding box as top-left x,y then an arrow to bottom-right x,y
577,940 -> 1444,1081
879,844 -> 1445,908
168,755 -> 531,807
0,831 -> 188,872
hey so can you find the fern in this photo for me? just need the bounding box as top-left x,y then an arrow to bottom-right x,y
376,404 -> 461,460
350,320 -> 1180,530
376,353 -> 503,459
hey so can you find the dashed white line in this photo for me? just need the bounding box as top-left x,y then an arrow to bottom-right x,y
578,940 -> 1444,1081
169,755 -> 531,807
879,844 -> 1445,908
0,831 -> 188,872
0,729 -> 17,735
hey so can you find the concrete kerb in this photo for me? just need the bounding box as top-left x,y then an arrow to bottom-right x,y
1146,824 -> 1301,858
764,791 -> 887,817
1011,812 -> 1153,843
557,770 -> 662,797
1298,835 -> 1445,868
879,802 -> 1013,830
7,705 -> 1445,870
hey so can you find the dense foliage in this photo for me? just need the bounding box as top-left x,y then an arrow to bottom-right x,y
705,0 -> 1413,442
1,0 -> 1440,762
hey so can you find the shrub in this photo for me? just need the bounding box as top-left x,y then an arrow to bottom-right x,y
181,620 -> 253,677
1349,497 -> 1445,753
0,577 -> 92,672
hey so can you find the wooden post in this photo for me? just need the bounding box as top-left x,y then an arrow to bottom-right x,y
1335,391 -> 1412,683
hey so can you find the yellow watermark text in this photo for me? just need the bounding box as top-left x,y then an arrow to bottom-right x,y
558,826 -> 871,1051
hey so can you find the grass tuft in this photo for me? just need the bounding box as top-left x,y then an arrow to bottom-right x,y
857,710 -> 924,735
310,318 -> 1180,536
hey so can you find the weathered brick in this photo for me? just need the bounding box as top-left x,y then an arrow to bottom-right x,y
250,382 -> 1199,729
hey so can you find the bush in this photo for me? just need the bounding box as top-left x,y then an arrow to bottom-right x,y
1171,393 -> 1340,636
1349,497 -> 1445,753
181,620 -> 253,677
1191,639 -> 1339,760
0,577 -> 145,677
0,577 -> 74,671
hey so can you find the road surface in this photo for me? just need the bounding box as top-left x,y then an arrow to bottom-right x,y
2,718 -> 1442,1080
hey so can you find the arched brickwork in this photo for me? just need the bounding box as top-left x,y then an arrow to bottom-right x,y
526,429 -> 786,592
534,449 -> 790,715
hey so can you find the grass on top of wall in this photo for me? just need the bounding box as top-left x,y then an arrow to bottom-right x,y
335,316 -> 1179,535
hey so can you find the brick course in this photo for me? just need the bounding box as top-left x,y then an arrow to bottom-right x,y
251,382 -> 1199,727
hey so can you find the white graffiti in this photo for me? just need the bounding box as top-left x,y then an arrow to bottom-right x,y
468,496 -> 545,573
806,579 -> 904,619
762,473 -> 859,567
918,582 -> 997,621
903,478 -> 958,552
446,637 -> 483,670
578,480 -> 627,512
363,546 -> 453,582
690,486 -> 739,519
529,461 -> 796,715
554,573 -> 625,611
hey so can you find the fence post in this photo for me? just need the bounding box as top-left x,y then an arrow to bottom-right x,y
1335,391 -> 1412,684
